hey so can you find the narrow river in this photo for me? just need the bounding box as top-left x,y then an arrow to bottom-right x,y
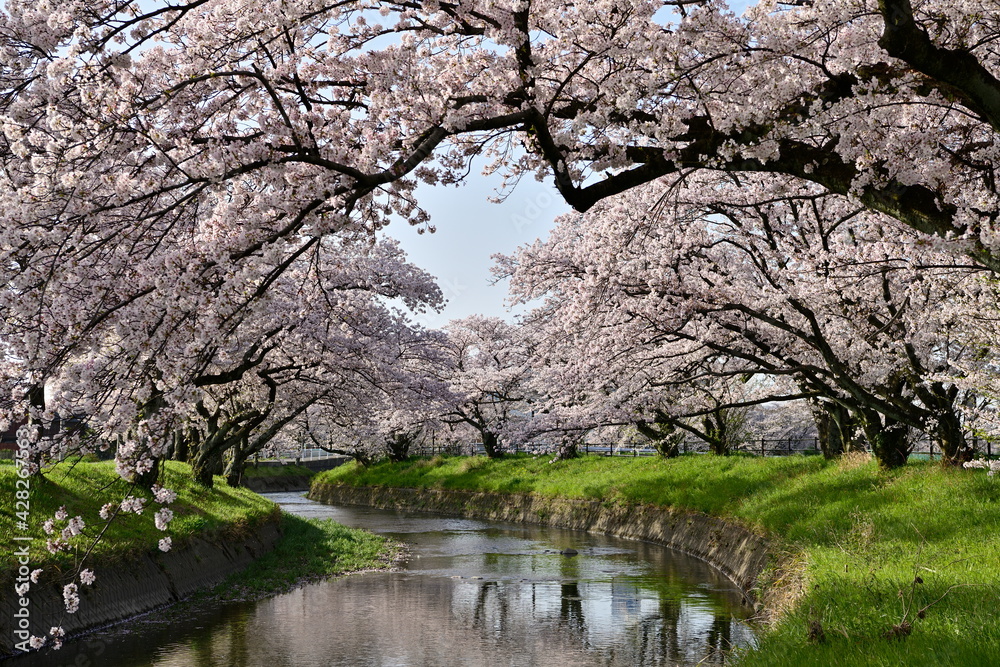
14,492 -> 757,666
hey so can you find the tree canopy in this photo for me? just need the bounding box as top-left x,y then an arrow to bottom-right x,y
2,0 -> 1000,476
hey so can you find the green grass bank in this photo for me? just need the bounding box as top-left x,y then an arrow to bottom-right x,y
209,513 -> 401,601
0,459 -> 278,571
1,460 -> 398,628
315,454 -> 1000,666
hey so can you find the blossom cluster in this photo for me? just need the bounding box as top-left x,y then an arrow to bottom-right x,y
41,506 -> 85,554
963,459 -> 1000,476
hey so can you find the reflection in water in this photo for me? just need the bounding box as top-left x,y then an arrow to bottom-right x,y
8,493 -> 755,666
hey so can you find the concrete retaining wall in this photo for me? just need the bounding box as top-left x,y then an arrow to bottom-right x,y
252,458 -> 349,473
242,475 -> 313,493
0,516 -> 281,657
309,483 -> 775,603
299,458 -> 349,472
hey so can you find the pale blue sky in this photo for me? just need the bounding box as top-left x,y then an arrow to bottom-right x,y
386,169 -> 571,329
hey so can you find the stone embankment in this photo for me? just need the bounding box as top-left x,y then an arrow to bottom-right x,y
242,475 -> 313,493
241,457 -> 348,492
0,515 -> 281,657
309,483 -> 782,608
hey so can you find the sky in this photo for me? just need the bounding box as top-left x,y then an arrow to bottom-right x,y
385,167 -> 572,329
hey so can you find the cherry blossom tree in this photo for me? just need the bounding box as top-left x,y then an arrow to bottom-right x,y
297,339 -> 455,465
508,303 -> 760,458
500,173 -> 992,467
440,316 -> 534,458
8,0 -> 1000,646
3,0 -> 1000,468
184,245 -> 449,480
6,229 -> 444,486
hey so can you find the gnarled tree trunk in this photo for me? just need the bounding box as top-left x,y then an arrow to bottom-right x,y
859,410 -> 911,469
702,410 -> 731,456
918,383 -> 970,466
811,400 -> 857,459
481,430 -> 503,458
636,419 -> 682,458
554,433 -> 580,460
386,430 -> 418,463
192,448 -> 225,487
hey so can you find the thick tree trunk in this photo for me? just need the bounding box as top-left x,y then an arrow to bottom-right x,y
223,435 -> 251,487
192,460 -> 215,487
481,430 -> 503,458
225,466 -> 243,488
192,449 -> 224,487
23,384 -> 46,473
931,409 -> 970,466
871,431 -> 909,468
703,412 -> 730,456
860,412 -> 910,469
655,438 -> 681,458
814,410 -> 838,458
555,435 -> 580,460
173,430 -> 190,462
811,401 -> 855,459
915,383 -> 970,466
636,420 -> 682,458
223,452 -> 245,487
386,431 -> 416,463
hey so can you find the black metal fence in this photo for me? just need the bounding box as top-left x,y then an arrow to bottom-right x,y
411,438 -> 825,459
411,436 -> 998,460
909,437 -> 994,461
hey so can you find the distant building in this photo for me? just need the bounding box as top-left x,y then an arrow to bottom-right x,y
0,399 -> 88,457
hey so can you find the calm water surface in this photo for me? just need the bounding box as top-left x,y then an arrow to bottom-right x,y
15,492 -> 756,666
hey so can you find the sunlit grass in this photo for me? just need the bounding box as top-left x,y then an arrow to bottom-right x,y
0,460 -> 278,571
316,453 -> 1000,665
215,513 -> 401,599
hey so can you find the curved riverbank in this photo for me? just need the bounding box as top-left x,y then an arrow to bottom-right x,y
1,461 -> 400,660
9,494 -> 748,666
0,513 -> 282,657
308,483 -> 777,606
312,454 -> 1000,666
0,461 -> 283,658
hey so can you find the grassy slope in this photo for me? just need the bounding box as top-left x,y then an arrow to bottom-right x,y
316,454 -> 1000,666
215,513 -> 400,600
1,459 -> 398,595
0,460 -> 278,571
